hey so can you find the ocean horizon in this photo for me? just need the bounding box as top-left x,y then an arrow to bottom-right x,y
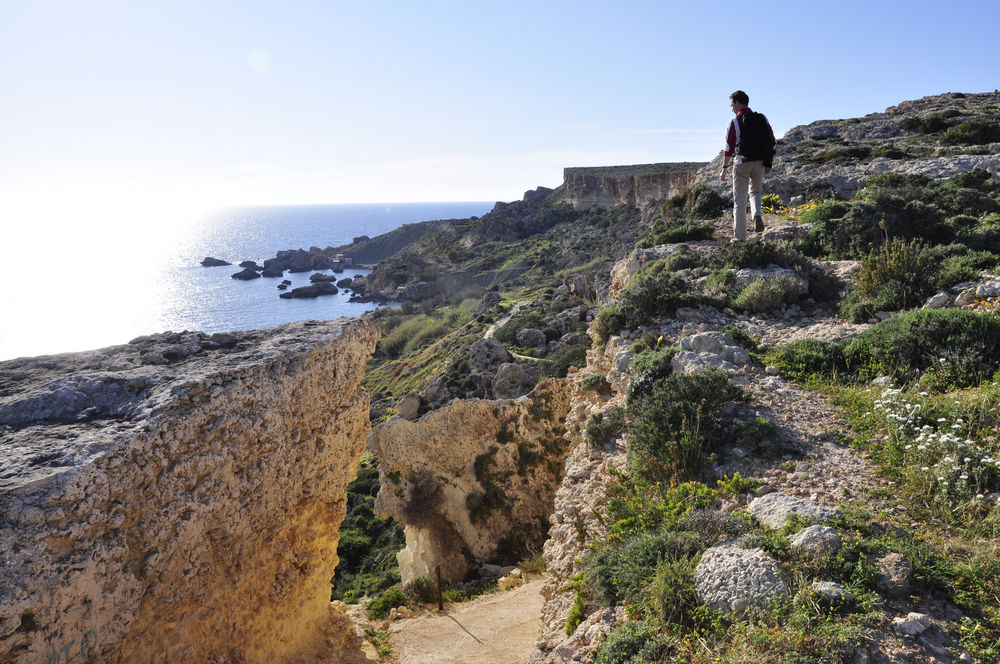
0,201 -> 494,361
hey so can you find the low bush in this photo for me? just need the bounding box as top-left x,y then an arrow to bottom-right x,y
593,620 -> 669,664
586,407 -> 626,448
844,309 -> 1000,387
732,275 -> 802,313
840,237 -> 940,319
942,118 -> 1000,145
366,585 -> 406,619
626,346 -> 678,404
543,342 -> 590,378
626,370 -> 744,481
593,263 -> 703,342
767,338 -> 846,383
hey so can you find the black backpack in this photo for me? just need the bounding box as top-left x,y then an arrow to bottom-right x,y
737,112 -> 774,162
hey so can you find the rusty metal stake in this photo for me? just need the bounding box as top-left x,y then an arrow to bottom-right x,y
436,564 -> 444,611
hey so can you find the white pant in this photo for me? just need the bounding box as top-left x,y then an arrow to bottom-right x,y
732,161 -> 764,240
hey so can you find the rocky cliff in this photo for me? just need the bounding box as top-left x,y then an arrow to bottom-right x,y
369,379 -> 571,584
557,163 -> 705,210
0,319 -> 378,664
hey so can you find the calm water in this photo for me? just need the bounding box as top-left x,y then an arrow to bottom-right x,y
0,202 -> 492,360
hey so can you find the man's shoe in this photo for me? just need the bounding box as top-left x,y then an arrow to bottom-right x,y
753,215 -> 765,232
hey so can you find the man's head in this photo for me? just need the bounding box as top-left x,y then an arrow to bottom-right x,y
730,90 -> 749,112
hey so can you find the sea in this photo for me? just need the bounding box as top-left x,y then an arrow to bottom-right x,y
0,202 -> 494,361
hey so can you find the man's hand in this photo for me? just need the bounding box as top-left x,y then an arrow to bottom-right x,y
764,167 -> 771,175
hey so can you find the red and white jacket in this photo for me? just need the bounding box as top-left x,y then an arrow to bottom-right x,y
723,107 -> 776,168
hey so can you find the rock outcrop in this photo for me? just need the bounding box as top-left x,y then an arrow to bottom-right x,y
370,379 -> 571,584
558,163 -> 706,210
0,319 -> 378,664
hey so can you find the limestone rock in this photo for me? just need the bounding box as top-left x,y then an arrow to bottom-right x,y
672,331 -> 749,375
877,552 -> 913,599
516,328 -> 548,348
0,319 -> 379,664
747,492 -> 841,528
493,362 -> 539,398
694,540 -> 788,614
809,581 -> 852,606
468,338 -> 511,373
393,280 -> 441,301
924,291 -> 951,309
370,379 -> 571,584
789,525 -> 843,556
893,612 -> 931,636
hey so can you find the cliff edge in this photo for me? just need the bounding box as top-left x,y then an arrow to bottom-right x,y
0,319 -> 378,664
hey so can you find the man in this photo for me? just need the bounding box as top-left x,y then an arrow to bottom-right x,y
720,90 -> 776,241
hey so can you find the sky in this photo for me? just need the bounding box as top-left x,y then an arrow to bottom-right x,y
2,0 -> 999,217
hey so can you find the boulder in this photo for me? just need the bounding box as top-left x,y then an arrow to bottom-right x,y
876,552 -> 912,599
492,362 -> 538,399
789,525 -> 842,556
809,581 -> 852,606
892,612 -> 931,636
468,338 -> 510,374
337,278 -> 353,289
747,493 -> 841,528
393,281 -> 441,301
516,328 -> 547,348
923,291 -> 951,309
309,273 -> 338,282
200,256 -> 231,267
231,267 -> 261,280
694,539 -> 787,614
394,394 -> 421,421
239,260 -> 261,270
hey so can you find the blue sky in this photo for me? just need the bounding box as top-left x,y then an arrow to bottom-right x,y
2,0 -> 998,211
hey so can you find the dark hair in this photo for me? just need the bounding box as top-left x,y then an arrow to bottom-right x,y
730,90 -> 749,105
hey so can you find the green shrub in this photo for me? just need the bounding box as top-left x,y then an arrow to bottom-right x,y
626,346 -> 678,403
844,309 -> 1000,387
942,118 -> 1000,145
799,200 -> 851,226
594,620 -> 670,664
593,263 -> 703,342
901,111 -> 958,134
854,237 -> 939,311
586,407 -> 626,448
651,556 -> 699,625
638,219 -> 715,248
366,585 -> 406,619
626,370 -> 744,481
936,248 -> 1000,287
582,373 -> 609,391
543,343 -> 590,378
566,589 -> 587,636
403,577 -> 438,605
590,530 -> 702,606
722,239 -> 841,302
767,338 -> 846,382
732,275 -> 801,312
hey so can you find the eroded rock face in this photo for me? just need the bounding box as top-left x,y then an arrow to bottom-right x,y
370,379 -> 571,584
0,319 -> 378,664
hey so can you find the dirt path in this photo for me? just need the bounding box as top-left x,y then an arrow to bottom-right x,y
387,579 -> 545,664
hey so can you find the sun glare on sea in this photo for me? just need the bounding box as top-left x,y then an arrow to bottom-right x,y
0,192 -> 209,360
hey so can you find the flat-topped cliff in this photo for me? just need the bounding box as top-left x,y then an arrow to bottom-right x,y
557,162 -> 706,210
0,319 -> 378,664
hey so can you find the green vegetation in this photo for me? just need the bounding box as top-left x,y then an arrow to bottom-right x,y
586,407 -> 626,448
802,170 -> 1000,260
331,453 -> 405,604
942,118 -> 1000,145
